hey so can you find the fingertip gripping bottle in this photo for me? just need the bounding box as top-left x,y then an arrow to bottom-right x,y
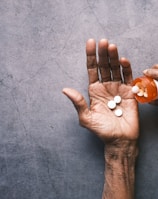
132,76 -> 158,103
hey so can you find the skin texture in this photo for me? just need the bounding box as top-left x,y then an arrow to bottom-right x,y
63,39 -> 139,199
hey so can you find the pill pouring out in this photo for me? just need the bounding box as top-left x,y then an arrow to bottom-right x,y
131,76 -> 158,103
132,84 -> 148,98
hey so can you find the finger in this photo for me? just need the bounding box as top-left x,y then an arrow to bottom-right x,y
151,64 -> 158,69
86,39 -> 99,84
143,68 -> 158,80
98,39 -> 111,82
120,57 -> 133,84
62,88 -> 89,115
108,44 -> 121,81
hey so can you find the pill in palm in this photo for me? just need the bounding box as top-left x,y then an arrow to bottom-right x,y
114,95 -> 122,104
114,109 -> 123,117
107,100 -> 116,109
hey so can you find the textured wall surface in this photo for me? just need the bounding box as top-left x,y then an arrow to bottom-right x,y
1,0 -> 158,199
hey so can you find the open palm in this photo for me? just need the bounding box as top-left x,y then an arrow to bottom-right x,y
63,39 -> 139,142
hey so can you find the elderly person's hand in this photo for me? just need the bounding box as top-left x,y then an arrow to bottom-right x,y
63,39 -> 139,199
63,39 -> 139,142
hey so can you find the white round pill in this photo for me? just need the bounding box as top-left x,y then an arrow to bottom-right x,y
114,109 -> 123,117
143,92 -> 148,98
132,85 -> 139,94
107,100 -> 116,109
114,95 -> 122,104
137,89 -> 144,96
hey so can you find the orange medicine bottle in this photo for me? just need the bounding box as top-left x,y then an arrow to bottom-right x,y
132,76 -> 158,103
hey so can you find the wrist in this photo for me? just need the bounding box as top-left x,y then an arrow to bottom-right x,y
105,139 -> 138,161
102,139 -> 138,199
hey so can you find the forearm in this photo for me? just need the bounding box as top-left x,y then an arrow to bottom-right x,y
102,140 -> 138,199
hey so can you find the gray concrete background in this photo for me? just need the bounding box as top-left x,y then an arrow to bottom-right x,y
1,0 -> 158,198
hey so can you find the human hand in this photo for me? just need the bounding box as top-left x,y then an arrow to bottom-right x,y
143,65 -> 158,105
143,64 -> 158,80
63,39 -> 139,143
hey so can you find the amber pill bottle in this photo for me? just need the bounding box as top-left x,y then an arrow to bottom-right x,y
132,76 -> 158,103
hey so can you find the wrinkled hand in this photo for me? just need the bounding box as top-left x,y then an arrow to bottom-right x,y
143,64 -> 158,105
63,39 -> 139,142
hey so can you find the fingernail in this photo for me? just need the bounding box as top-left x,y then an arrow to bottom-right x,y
143,69 -> 148,74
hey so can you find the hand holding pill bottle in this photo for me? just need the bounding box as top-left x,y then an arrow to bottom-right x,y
132,76 -> 158,103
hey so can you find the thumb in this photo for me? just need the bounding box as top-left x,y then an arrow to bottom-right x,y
62,88 -> 89,115
143,68 -> 158,80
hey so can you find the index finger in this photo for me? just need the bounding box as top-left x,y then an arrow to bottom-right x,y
86,39 -> 99,84
143,68 -> 158,80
